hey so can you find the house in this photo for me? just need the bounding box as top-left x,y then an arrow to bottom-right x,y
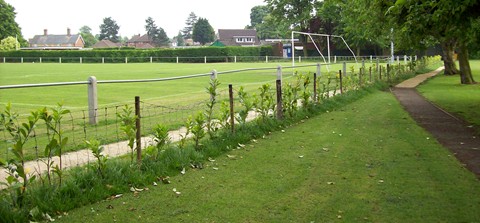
215,29 -> 258,46
92,39 -> 122,49
126,34 -> 155,49
28,28 -> 85,49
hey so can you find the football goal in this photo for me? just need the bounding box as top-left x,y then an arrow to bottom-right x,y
291,31 -> 358,67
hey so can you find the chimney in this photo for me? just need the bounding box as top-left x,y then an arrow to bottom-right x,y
67,28 -> 71,36
44,29 -> 48,36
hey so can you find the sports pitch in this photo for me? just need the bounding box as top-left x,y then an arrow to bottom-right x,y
0,61 -> 364,114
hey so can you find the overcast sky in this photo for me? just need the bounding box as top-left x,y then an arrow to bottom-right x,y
7,0 -> 266,39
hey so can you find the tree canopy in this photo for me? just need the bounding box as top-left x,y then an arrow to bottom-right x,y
0,0 -> 26,46
79,25 -> 98,48
182,12 -> 198,39
192,17 -> 215,45
388,0 -> 479,84
99,17 -> 120,42
145,17 -> 170,47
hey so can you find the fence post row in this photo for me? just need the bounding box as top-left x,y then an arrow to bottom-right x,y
87,76 -> 98,125
135,96 -> 142,165
276,65 -> 283,119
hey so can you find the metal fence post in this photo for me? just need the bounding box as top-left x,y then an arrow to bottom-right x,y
176,56 -> 179,63
276,65 -> 283,119
234,56 -> 237,63
135,96 -> 142,165
59,57 -> 62,64
266,56 -> 268,63
21,57 -> 23,63
150,57 -> 153,63
2,57 -> 5,63
125,57 -> 128,64
87,76 -> 98,125
80,57 -> 82,64
204,56 -> 207,64
39,57 -> 42,63
102,57 -> 104,64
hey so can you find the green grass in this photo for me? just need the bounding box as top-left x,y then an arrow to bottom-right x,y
55,89 -> 480,223
418,60 -> 480,131
0,61 -> 377,161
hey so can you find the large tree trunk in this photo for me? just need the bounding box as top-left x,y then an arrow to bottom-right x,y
441,40 -> 459,75
457,42 -> 476,84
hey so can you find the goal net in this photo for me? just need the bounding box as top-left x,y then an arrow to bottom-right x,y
291,31 -> 358,68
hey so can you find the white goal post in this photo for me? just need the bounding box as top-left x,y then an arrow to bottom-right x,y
291,31 -> 358,67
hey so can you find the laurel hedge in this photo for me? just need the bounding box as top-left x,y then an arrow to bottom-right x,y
0,46 -> 273,63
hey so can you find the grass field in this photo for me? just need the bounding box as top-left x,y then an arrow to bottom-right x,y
0,61 -> 401,161
55,88 -> 480,223
0,62 -> 364,113
418,60 -> 480,131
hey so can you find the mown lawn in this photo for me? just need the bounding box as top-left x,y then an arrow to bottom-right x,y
418,60 -> 480,131
56,89 -> 480,223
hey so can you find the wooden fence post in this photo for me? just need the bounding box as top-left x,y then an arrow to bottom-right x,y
313,72 -> 318,103
88,76 -> 98,125
135,96 -> 142,165
387,64 -> 390,82
229,84 -> 235,133
379,66 -> 382,80
369,66 -> 372,82
276,66 -> 283,119
339,70 -> 343,94
359,68 -> 362,86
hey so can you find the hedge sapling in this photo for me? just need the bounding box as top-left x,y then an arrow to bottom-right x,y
1,103 -> 40,207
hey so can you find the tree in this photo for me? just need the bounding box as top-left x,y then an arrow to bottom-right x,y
175,31 -> 185,46
255,14 -> 290,39
247,5 -> 289,39
145,17 -> 170,47
388,0 -> 479,84
0,0 -> 26,46
192,17 -> 215,45
330,0 -> 391,56
99,17 -> 120,42
249,5 -> 269,28
266,0 -> 323,56
79,25 -> 98,48
182,12 -> 198,39
0,36 -> 19,51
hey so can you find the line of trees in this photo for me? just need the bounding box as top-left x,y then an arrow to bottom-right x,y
249,0 -> 479,84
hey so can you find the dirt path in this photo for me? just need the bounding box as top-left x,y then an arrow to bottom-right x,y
392,67 -> 480,179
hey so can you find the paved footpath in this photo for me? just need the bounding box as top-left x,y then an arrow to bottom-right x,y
392,67 -> 480,179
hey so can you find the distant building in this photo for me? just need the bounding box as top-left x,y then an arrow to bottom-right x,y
126,34 -> 155,49
28,28 -> 85,50
92,39 -> 122,49
214,29 -> 258,46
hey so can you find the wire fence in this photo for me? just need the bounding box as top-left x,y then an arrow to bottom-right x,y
0,58 -> 425,168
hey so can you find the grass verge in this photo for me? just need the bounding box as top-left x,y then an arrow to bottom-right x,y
55,87 -> 480,222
